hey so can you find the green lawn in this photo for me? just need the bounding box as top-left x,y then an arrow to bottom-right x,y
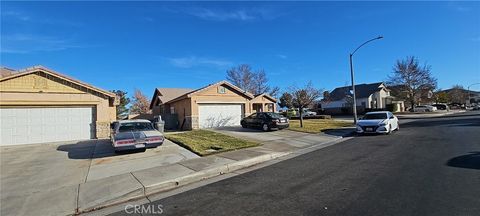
288,119 -> 353,133
165,130 -> 259,156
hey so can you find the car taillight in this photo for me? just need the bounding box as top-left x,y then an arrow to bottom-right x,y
146,136 -> 164,142
115,139 -> 135,145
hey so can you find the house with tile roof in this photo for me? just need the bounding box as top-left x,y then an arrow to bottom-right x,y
149,81 -> 277,130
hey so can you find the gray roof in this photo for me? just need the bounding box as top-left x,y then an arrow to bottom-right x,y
0,67 -> 16,78
156,88 -> 194,104
328,82 -> 384,101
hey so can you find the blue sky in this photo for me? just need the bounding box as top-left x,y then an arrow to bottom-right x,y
1,1 -> 479,98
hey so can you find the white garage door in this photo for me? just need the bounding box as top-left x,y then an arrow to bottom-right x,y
198,104 -> 243,128
0,107 -> 94,146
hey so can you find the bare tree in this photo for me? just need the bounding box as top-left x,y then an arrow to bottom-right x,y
130,89 -> 151,115
388,56 -> 437,109
289,82 -> 322,128
226,64 -> 279,97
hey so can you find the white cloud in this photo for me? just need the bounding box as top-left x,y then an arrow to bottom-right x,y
167,56 -> 233,68
276,54 -> 287,59
1,11 -> 30,21
1,34 -> 90,54
182,7 -> 282,22
187,8 -> 254,21
1,10 -> 82,26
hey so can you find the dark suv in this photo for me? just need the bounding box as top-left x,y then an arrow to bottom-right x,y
241,112 -> 289,131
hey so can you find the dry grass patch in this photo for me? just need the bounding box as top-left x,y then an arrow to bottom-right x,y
165,130 -> 259,156
288,119 -> 352,133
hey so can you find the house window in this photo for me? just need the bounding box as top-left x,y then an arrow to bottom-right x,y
361,102 -> 366,107
218,86 -> 226,94
170,106 -> 175,114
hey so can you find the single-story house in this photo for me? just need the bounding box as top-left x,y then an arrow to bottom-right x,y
0,66 -> 118,146
321,82 -> 405,114
150,81 -> 276,130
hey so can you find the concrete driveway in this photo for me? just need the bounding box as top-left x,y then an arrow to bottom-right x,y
0,139 -> 198,212
210,126 -> 342,147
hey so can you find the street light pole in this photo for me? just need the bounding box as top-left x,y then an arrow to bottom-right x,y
349,36 -> 383,124
467,83 -> 480,107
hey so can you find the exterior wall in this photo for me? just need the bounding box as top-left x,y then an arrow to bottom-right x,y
370,89 -> 389,109
249,96 -> 276,113
0,73 -> 116,139
190,84 -> 250,129
168,98 -> 192,130
151,103 -> 161,117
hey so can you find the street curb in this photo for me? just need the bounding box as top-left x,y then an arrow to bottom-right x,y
76,152 -> 289,214
396,110 -> 466,119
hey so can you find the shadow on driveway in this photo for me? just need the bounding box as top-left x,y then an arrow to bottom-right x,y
56,140 -> 145,159
446,152 -> 480,170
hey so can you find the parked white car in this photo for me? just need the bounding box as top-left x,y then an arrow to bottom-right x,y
356,111 -> 399,134
110,119 -> 164,152
413,105 -> 437,112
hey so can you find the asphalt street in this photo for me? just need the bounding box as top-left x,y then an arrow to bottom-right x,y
111,111 -> 480,216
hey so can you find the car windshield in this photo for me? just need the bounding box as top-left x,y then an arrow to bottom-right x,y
362,113 -> 387,120
265,112 -> 283,118
118,122 -> 154,132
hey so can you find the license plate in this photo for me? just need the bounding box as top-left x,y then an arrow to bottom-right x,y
135,144 -> 145,148
366,128 -> 373,132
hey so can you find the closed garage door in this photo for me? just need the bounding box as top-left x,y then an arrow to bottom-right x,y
0,107 -> 94,146
198,104 -> 244,128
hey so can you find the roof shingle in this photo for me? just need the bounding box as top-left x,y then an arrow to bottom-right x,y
328,82 -> 384,101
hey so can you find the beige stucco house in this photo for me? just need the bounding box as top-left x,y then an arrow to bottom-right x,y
150,81 -> 277,130
0,66 -> 117,146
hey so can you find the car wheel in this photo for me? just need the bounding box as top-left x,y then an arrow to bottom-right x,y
241,122 -> 247,128
386,125 -> 392,135
396,124 -> 400,131
262,123 -> 270,132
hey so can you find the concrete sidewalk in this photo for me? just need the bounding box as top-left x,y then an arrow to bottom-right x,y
1,126 -> 353,215
1,129 -> 352,216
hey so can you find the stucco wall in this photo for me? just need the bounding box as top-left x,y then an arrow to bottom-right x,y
249,95 -> 276,113
168,98 -> 192,130
0,73 -> 116,139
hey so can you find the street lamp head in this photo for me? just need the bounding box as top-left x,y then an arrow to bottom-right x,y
377,36 -> 384,39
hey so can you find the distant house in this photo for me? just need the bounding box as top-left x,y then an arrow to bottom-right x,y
389,85 -> 436,109
320,82 -> 405,114
149,80 -> 276,130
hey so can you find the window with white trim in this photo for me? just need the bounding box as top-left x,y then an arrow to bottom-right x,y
218,86 -> 226,94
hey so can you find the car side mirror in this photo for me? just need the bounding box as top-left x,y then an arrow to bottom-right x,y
389,116 -> 395,119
